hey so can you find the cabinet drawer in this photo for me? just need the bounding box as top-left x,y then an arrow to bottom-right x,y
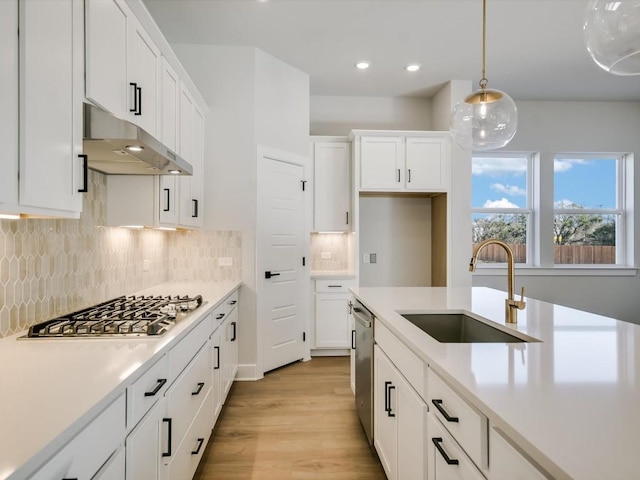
490,427 -> 549,480
127,355 -> 169,430
164,341 -> 212,460
165,387 -> 215,480
428,413 -> 486,480
169,314 -> 213,381
315,279 -> 356,293
375,320 -> 426,401
211,290 -> 239,328
31,393 -> 126,480
428,368 -> 488,470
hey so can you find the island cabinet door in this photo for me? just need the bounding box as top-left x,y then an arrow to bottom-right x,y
489,427 -> 548,480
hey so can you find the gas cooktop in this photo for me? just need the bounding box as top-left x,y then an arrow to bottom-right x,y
24,295 -> 203,338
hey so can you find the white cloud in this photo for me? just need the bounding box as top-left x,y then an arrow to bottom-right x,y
483,198 -> 519,208
472,157 -> 527,176
554,199 -> 583,209
554,158 -> 588,173
491,183 -> 525,196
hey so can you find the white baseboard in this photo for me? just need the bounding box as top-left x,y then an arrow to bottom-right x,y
310,349 -> 350,357
236,363 -> 263,381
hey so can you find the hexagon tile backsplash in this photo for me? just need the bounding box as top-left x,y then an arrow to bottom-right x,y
0,171 -> 241,338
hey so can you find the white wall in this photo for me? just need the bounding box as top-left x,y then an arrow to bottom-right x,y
172,44 -> 310,377
473,100 -> 640,324
359,196 -> 432,287
310,95 -> 432,136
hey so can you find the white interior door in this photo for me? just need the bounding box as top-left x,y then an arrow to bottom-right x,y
258,151 -> 306,373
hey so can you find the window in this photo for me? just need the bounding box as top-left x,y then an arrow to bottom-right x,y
553,155 -> 623,265
471,154 -> 532,264
471,151 -> 631,269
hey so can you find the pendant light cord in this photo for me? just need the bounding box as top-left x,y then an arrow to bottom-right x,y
480,0 -> 488,90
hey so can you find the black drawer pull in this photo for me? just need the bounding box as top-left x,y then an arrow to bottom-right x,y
432,437 -> 459,465
228,300 -> 237,305
162,418 -> 172,457
214,346 -> 220,369
351,329 -> 356,350
191,438 -> 205,455
328,285 -> 342,288
231,321 -> 237,342
144,378 -> 167,397
216,313 -> 225,320
432,399 -> 459,422
192,382 -> 205,396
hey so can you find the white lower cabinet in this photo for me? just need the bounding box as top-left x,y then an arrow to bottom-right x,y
428,414 -> 486,480
349,297 -> 356,394
210,327 -> 223,420
220,306 -> 239,399
31,393 -> 126,480
489,428 -> 548,480
374,345 -> 427,480
126,397 -> 166,480
313,279 -> 355,351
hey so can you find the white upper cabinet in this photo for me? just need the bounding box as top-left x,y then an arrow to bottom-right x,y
160,58 -> 180,152
357,132 -> 450,193
179,104 -> 204,228
360,136 -> 405,190
85,0 -> 160,137
17,0 -> 84,217
313,140 -> 351,232
0,0 -> 18,207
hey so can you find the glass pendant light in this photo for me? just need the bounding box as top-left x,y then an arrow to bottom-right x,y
450,0 -> 518,151
584,0 -> 640,75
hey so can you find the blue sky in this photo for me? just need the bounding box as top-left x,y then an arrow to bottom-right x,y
472,157 -> 617,210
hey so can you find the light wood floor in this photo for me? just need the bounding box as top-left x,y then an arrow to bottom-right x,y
193,356 -> 387,479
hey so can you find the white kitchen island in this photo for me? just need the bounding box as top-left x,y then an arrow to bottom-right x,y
0,280 -> 240,480
351,286 -> 640,480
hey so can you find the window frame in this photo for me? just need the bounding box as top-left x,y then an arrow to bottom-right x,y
471,152 -> 535,266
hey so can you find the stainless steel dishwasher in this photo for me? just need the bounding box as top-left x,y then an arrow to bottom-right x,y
353,299 -> 374,446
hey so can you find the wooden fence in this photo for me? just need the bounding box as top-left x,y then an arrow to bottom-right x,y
473,244 -> 616,264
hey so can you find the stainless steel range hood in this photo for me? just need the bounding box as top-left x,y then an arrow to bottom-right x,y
82,103 -> 192,175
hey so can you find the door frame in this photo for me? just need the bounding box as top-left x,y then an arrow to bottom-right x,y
255,145 -> 311,376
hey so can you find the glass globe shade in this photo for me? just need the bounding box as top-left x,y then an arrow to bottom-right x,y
584,0 -> 640,75
450,88 -> 518,151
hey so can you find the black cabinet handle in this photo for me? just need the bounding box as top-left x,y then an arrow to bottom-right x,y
144,378 -> 167,397
351,329 -> 356,350
136,86 -> 142,115
397,168 -> 401,182
228,300 -> 237,306
346,211 -> 349,225
408,168 -> 412,183
432,399 -> 459,422
214,346 -> 220,369
192,382 -> 205,396
162,418 -> 172,457
77,154 -> 88,193
191,438 -> 205,455
328,285 -> 343,288
192,199 -> 198,218
163,188 -> 171,212
432,437 -> 459,465
387,385 -> 396,417
231,321 -> 237,342
265,271 -> 280,279
384,381 -> 391,413
129,82 -> 138,113
216,313 -> 225,320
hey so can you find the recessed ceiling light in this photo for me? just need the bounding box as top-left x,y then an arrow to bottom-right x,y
355,61 -> 371,70
406,64 -> 421,72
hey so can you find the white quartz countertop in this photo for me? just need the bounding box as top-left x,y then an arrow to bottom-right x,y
350,286 -> 640,480
0,280 -> 241,480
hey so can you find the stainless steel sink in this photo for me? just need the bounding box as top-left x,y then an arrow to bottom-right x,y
400,313 -> 527,343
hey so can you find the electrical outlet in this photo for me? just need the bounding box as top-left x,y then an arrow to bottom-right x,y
218,257 -> 233,267
362,253 -> 370,264
370,253 -> 377,264
321,251 -> 332,259
142,259 -> 150,272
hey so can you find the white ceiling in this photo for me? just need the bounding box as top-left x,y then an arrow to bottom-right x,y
142,0 -> 640,101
